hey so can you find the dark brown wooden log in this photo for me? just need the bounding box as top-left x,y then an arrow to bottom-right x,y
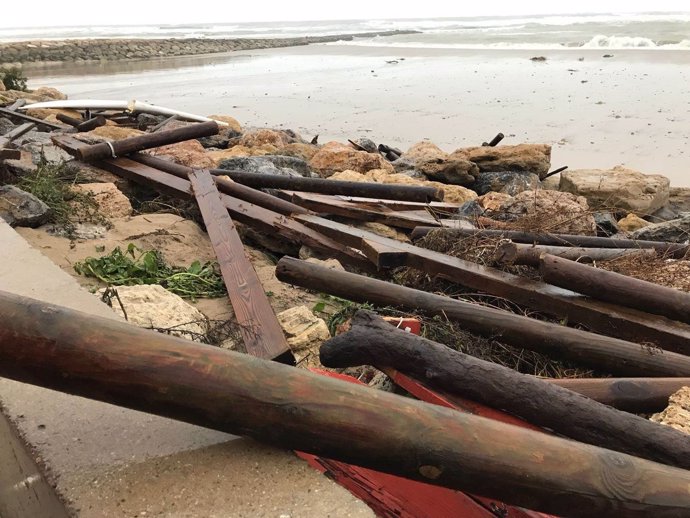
71,120 -> 219,161
0,149 -> 21,160
541,253 -> 690,326
482,133 -> 504,147
1,290 -> 690,517
321,310 -> 690,470
205,169 -> 443,202
76,115 -> 107,132
55,112 -> 83,127
297,215 -> 690,353
410,227 -> 689,257
495,242 -> 656,266
276,257 -> 690,376
188,169 -> 291,361
319,196 -> 461,213
548,377 -> 690,413
0,106 -> 67,131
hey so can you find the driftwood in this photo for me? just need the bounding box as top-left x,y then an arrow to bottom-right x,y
481,133 -> 504,147
495,242 -> 656,266
549,377 -> 690,413
276,257 -> 690,376
1,290 -> 690,517
540,253 -> 690,327
68,120 -> 219,161
410,227 -> 689,257
188,169 -> 291,361
321,310 -> 690,470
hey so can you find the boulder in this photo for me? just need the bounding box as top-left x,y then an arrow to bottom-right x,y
403,141 -> 478,186
0,117 -> 14,135
23,142 -> 72,165
208,114 -> 242,133
31,86 -> 67,101
239,129 -> 294,148
351,137 -> 377,153
617,213 -> 651,233
277,306 -> 331,365
404,141 -> 447,162
0,185 -> 50,227
217,155 -> 308,177
98,285 -> 207,341
478,192 -> 513,212
304,257 -> 346,271
456,200 -> 484,220
279,143 -> 319,162
669,188 -> 690,214
72,183 -> 132,219
84,125 -> 145,141
474,171 -> 541,196
629,213 -> 690,242
496,190 -> 596,235
559,166 -> 670,216
0,80 -> 5,92
208,145 -> 279,163
650,387 -> 690,435
593,212 -> 619,236
309,142 -> 394,177
148,140 -> 215,168
648,205 -> 679,223
24,107 -> 81,121
452,144 -> 552,179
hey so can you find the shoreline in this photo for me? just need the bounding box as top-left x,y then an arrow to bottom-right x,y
0,31 -> 417,65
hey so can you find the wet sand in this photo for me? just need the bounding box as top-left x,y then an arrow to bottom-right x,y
25,44 -> 690,185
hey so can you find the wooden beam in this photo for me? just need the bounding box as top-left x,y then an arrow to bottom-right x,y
188,169 -> 291,361
320,310 -> 690,470
276,257 -> 690,376
1,290 -> 690,517
0,106 -> 67,131
495,242 -> 656,266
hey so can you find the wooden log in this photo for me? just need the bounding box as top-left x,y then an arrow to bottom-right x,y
297,215 -> 690,353
71,120 -> 219,161
410,227 -> 689,257
495,242 -> 656,266
541,253 -> 690,326
549,377 -> 690,413
188,169 -> 291,361
76,115 -> 107,132
321,310 -> 690,470
1,290 -> 690,517
318,196 -> 461,213
206,169 -> 443,202
0,149 -> 21,160
0,106 -> 67,131
482,133 -> 504,147
55,112 -> 83,127
276,257 -> 690,376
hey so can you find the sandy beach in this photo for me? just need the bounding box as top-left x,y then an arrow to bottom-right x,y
24,44 -> 690,185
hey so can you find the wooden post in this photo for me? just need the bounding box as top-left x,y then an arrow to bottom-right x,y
72,120 -> 219,161
276,257 -> 690,376
321,310 -> 690,470
495,242 -> 656,266
540,253 -> 690,326
1,290 -> 690,517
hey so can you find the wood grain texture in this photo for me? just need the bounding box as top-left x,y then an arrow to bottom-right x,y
188,169 -> 289,361
496,242 -> 656,266
276,256 -> 690,376
321,310 -> 690,470
2,289 -> 690,517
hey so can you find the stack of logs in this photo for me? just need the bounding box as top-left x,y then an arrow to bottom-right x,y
2,118 -> 690,517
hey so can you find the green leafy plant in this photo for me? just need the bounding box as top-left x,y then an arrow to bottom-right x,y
0,66 -> 28,91
74,243 -> 226,299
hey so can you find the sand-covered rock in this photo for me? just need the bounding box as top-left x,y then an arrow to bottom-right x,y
497,190 -> 596,235
0,185 -> 50,227
478,192 -> 513,212
98,285 -> 207,341
279,143 -> 319,162
24,107 -> 81,121
329,169 -> 477,204
277,305 -> 331,365
309,142 -> 394,177
72,182 -> 132,219
452,144 -> 552,179
669,188 -> 690,214
630,213 -> 690,242
617,213 -> 651,232
149,140 -> 215,168
559,166 -> 670,216
403,141 -> 478,186
239,129 -> 294,148
208,114 -> 242,133
651,386 -> 690,434
404,141 -> 447,162
32,86 -> 67,101
1,86 -> 67,104
0,80 -> 5,92
85,125 -> 145,141
208,145 -> 279,162
474,171 -> 541,196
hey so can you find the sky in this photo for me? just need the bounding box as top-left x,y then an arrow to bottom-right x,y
2,1 -> 689,27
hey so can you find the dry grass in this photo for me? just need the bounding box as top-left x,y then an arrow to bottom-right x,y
599,254 -> 690,292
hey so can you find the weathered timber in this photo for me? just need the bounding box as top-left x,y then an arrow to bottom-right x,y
67,120 -> 218,161
89,156 -> 373,271
548,377 -> 690,413
0,106 -> 67,131
0,149 -> 21,160
543,165 -> 568,180
321,310 -> 690,470
205,169 -> 444,202
410,227 -> 689,257
276,257 -> 690,376
297,216 -> 690,351
132,153 -> 309,217
322,196 -> 461,213
55,112 -> 83,127
1,122 -> 35,142
188,169 -> 291,361
278,191 -> 442,229
541,253 -> 690,325
482,133 -> 504,147
77,115 -> 107,132
496,242 -> 656,266
1,291 -> 690,517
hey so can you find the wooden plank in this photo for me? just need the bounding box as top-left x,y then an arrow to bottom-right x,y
0,106 -> 67,131
188,170 -> 290,361
325,195 -> 461,212
2,122 -> 35,142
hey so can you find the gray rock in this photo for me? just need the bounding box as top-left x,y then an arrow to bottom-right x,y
0,117 -> 15,135
23,143 -> 73,165
352,138 -> 378,153
14,130 -> 52,147
669,188 -> 690,214
474,171 -> 541,196
630,213 -> 690,243
0,185 -> 50,227
418,158 -> 478,186
647,204 -> 680,223
456,199 -> 484,220
593,212 -> 619,237
217,155 -> 310,177
391,157 -> 417,174
136,113 -> 167,129
198,129 -> 242,149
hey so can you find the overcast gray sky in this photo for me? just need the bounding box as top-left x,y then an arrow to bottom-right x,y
3,1 -> 689,27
